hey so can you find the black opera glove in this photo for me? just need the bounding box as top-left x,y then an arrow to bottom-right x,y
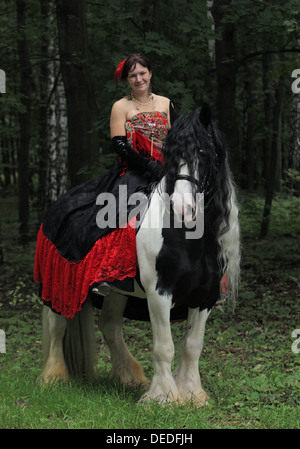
111,136 -> 165,181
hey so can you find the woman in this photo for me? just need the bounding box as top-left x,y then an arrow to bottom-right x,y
34,54 -> 177,319
110,54 -> 176,180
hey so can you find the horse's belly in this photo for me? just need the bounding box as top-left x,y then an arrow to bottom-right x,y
111,279 -> 147,299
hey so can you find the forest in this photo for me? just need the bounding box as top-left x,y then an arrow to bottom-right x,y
0,0 -> 299,430
0,0 -> 299,240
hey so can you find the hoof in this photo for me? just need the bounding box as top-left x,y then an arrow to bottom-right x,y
39,361 -> 68,385
181,390 -> 210,407
111,359 -> 150,388
139,390 -> 182,406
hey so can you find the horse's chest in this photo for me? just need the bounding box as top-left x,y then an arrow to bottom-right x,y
155,226 -> 220,309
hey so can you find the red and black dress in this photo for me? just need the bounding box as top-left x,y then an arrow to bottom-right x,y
34,112 -> 169,319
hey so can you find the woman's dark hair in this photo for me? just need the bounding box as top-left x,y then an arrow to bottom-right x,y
121,54 -> 152,80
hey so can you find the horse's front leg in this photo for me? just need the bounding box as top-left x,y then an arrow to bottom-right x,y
40,307 -> 68,383
140,290 -> 181,404
175,307 -> 210,406
99,291 -> 149,387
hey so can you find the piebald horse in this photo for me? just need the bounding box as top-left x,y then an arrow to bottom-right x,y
40,105 -> 240,406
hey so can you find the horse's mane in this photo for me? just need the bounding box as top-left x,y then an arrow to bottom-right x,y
162,105 -> 231,238
161,105 -> 240,301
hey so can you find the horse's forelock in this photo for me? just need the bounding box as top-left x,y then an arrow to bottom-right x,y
162,110 -> 222,196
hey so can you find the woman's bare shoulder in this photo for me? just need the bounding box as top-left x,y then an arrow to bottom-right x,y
111,97 -> 132,121
154,94 -> 170,104
111,97 -> 130,112
153,94 -> 171,116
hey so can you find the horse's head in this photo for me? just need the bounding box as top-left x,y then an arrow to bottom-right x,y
162,104 -> 226,225
161,104 -> 240,299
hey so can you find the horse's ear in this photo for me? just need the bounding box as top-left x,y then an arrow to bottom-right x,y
199,103 -> 212,128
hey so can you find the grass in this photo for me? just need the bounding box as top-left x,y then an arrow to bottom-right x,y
0,193 -> 299,429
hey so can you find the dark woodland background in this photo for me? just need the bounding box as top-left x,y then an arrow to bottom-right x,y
0,1 -> 299,429
0,0 -> 300,244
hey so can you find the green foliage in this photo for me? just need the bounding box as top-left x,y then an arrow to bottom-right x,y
223,0 -> 300,49
0,0 -> 299,429
87,0 -> 216,131
283,168 -> 300,195
0,193 -> 299,429
1,0 -> 300,198
239,192 -> 300,238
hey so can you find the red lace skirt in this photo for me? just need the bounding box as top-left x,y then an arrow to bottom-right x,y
34,218 -> 137,319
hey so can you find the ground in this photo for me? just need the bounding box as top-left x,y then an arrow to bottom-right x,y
0,193 -> 299,429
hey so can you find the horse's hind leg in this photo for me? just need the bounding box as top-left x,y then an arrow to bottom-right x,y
98,292 -> 149,387
40,306 -> 68,383
175,307 -> 210,406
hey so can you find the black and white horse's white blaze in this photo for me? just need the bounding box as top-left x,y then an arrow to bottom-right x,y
40,105 -> 240,406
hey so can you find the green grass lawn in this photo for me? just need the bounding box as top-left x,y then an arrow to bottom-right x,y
0,193 -> 299,429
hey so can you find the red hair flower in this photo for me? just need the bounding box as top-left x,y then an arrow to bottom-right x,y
114,58 -> 126,83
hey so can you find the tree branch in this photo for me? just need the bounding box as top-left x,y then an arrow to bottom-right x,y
239,48 -> 300,66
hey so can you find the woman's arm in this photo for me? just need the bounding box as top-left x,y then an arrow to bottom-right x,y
110,98 -> 165,180
110,100 -> 127,137
112,136 -> 164,180
169,100 -> 179,126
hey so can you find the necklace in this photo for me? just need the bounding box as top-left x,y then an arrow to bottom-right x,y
132,94 -> 153,110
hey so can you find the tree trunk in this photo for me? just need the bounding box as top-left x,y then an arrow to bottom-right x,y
289,40 -> 300,195
211,0 -> 238,175
207,0 -> 215,64
243,62 -> 256,190
38,0 -> 68,206
275,116 -> 282,193
259,73 -> 285,239
56,0 -> 99,187
262,53 -> 273,185
1,115 -> 11,187
16,0 -> 31,243
0,222 -> 3,265
47,67 -> 68,202
37,0 -> 50,220
289,95 -> 300,194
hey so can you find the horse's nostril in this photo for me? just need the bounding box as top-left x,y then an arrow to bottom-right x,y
185,205 -> 197,220
186,205 -> 193,215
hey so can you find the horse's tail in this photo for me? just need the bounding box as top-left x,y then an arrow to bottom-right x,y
218,174 -> 241,303
63,298 -> 96,379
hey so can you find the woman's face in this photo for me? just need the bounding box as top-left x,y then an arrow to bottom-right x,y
127,63 -> 152,96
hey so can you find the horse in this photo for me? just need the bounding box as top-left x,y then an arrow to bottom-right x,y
40,105 -> 240,406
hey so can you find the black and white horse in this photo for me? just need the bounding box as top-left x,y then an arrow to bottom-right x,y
40,105 -> 240,406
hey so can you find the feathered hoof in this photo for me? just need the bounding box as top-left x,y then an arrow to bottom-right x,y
38,362 -> 68,386
182,390 -> 210,408
37,373 -> 68,386
111,359 -> 150,389
138,390 -> 183,406
112,371 -> 150,389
